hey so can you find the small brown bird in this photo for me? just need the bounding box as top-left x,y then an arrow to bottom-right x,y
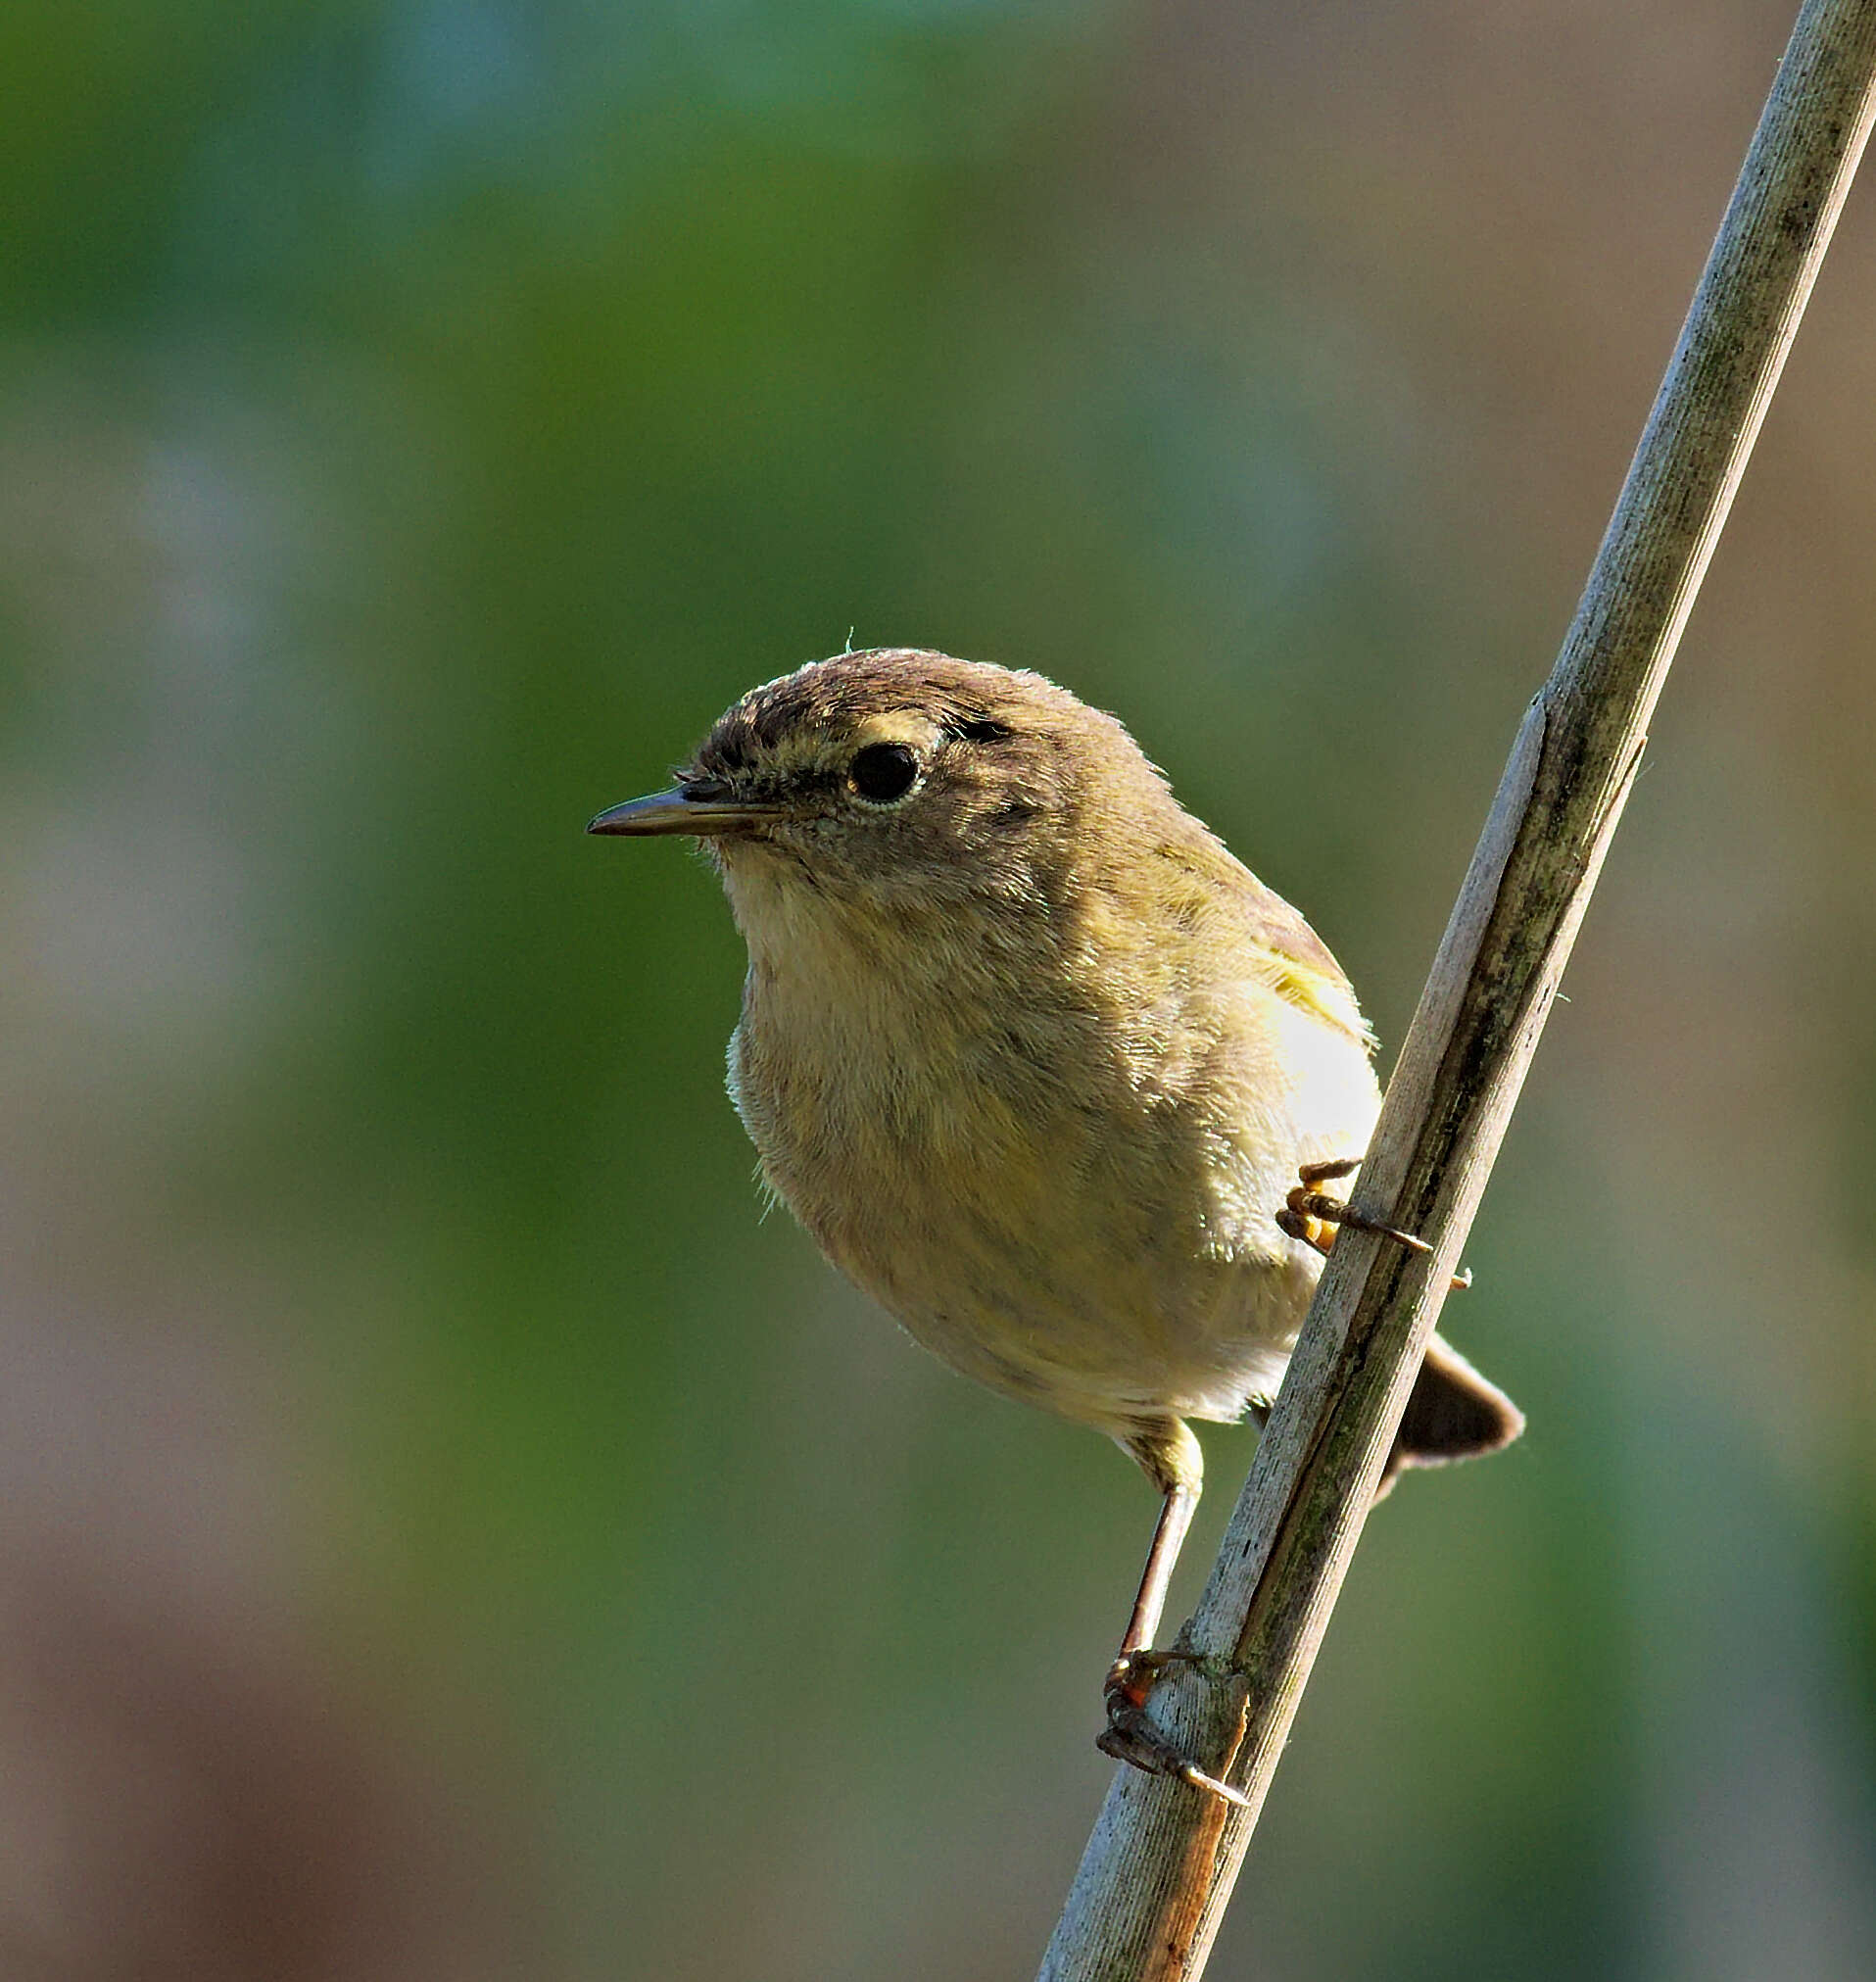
590,649 -> 1520,1683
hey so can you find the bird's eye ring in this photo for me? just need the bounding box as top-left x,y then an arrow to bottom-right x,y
848,742 -> 920,805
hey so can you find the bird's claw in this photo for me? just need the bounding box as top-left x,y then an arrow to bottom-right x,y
1279,1158 -> 1472,1292
1099,1650 -> 1252,1810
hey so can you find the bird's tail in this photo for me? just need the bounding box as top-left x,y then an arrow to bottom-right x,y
1381,1333 -> 1524,1491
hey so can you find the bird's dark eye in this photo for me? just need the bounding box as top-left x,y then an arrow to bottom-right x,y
848,742 -> 920,804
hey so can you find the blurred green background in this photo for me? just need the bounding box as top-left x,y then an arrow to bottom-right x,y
4,1 -> 1874,1975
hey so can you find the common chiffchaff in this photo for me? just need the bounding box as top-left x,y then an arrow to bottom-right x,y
590,650 -> 1520,1672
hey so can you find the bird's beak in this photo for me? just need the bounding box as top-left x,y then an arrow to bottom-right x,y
585,788 -> 781,837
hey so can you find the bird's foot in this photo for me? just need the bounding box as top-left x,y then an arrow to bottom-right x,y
1099,1649 -> 1252,1809
1277,1157 -> 1472,1292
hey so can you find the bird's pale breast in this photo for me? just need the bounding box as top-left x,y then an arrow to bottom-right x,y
721,848 -> 1382,1441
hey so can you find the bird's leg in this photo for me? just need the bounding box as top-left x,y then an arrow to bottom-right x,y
1106,1425 -> 1203,1684
1117,1481 -> 1197,1665
1278,1157 -> 1472,1292
1101,1434 -> 1252,1808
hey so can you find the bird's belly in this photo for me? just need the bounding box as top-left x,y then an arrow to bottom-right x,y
882,1225 -> 1321,1432
729,996 -> 1357,1435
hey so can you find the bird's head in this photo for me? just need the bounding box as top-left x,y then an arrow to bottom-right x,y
588,649 -> 1179,924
